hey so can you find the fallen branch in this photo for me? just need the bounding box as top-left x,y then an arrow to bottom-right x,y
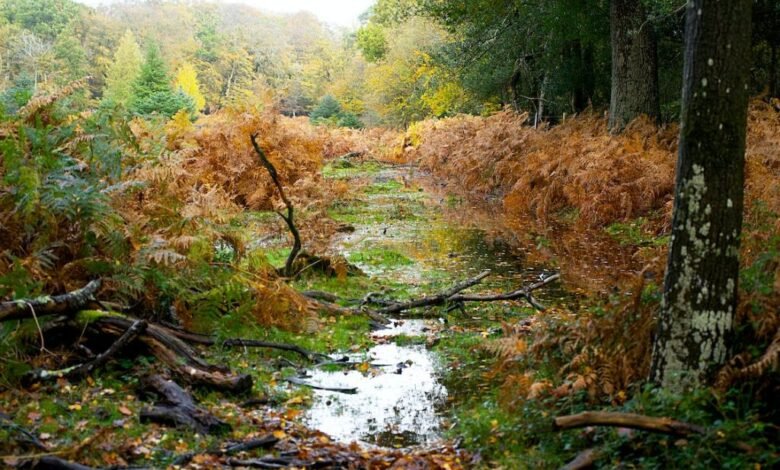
378,270 -> 491,315
17,456 -> 98,470
173,434 -> 279,466
285,376 -> 358,394
560,448 -> 600,470
453,273 -> 561,310
84,312 -> 252,392
251,134 -> 301,278
0,413 -> 47,450
0,280 -> 101,322
24,320 -> 147,383
553,411 -> 705,436
140,374 -> 231,435
222,338 -> 328,362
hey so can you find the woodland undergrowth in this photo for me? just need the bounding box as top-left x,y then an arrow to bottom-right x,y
404,101 -> 780,421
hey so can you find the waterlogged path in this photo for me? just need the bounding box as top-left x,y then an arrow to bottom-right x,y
299,158 -> 564,449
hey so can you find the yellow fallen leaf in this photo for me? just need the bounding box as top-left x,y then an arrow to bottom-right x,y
272,430 -> 286,439
68,403 -> 82,411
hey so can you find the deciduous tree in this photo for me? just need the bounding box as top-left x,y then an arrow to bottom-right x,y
650,0 -> 753,390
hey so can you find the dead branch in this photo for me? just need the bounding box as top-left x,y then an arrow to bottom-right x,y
222,338 -> 327,361
376,271 -> 559,315
560,448 -> 600,470
453,273 -> 561,310
0,280 -> 101,322
0,413 -> 47,450
553,411 -> 706,436
285,376 -> 358,394
24,320 -> 147,383
85,313 -> 252,392
250,133 -> 301,278
17,456 -> 99,470
140,374 -> 231,435
378,270 -> 491,315
173,434 -> 279,466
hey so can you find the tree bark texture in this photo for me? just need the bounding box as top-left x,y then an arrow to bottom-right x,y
650,0 -> 752,390
609,0 -> 660,132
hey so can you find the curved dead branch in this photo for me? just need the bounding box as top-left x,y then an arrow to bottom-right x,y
0,280 -> 101,322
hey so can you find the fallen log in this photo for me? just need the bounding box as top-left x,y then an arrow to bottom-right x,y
81,312 -> 252,392
24,320 -> 147,383
0,280 -> 101,322
140,374 -> 231,435
378,270 -> 491,315
553,411 -> 705,436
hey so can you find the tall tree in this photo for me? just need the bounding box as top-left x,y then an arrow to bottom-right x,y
174,62 -> 206,112
104,29 -> 142,106
608,0 -> 660,132
650,0 -> 752,390
131,43 -> 193,118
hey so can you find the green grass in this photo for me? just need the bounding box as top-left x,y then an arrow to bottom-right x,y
348,247 -> 415,269
322,160 -> 383,179
605,217 -> 669,247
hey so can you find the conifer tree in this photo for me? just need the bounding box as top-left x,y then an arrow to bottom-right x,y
174,62 -> 206,112
130,43 -> 194,118
103,29 -> 142,106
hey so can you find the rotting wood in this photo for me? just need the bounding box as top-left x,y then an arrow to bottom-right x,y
251,133 -> 301,278
0,280 -> 101,322
24,320 -> 147,384
140,374 -> 231,435
453,273 -> 561,310
84,313 -> 252,392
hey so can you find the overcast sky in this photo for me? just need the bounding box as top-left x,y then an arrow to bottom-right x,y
75,1 -> 376,27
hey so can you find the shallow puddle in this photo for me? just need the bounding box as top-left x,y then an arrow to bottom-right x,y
304,320 -> 445,448
304,162 -> 565,448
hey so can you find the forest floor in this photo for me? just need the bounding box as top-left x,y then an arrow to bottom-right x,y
0,156 -> 568,469
2,151 -> 777,470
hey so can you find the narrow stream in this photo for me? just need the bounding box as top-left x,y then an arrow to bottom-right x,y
301,162 -> 563,448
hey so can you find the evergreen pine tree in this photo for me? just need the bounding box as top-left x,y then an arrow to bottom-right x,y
103,29 -> 142,106
131,43 -> 194,118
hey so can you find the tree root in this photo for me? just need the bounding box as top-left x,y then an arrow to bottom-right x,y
139,374 -> 231,435
172,434 -> 279,466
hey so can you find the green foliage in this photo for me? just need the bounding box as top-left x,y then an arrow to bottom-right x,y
310,95 -> 364,128
356,23 -> 388,62
0,0 -> 82,40
104,29 -> 143,106
130,44 -> 194,118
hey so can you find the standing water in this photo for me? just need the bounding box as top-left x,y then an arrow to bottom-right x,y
302,161 -> 563,448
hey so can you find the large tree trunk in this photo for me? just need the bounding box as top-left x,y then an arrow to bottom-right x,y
608,0 -> 660,132
650,0 -> 752,391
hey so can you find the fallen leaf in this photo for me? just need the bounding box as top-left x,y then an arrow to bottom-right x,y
118,406 -> 133,416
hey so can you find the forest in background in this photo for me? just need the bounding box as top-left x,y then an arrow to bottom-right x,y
1,0 -> 779,469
